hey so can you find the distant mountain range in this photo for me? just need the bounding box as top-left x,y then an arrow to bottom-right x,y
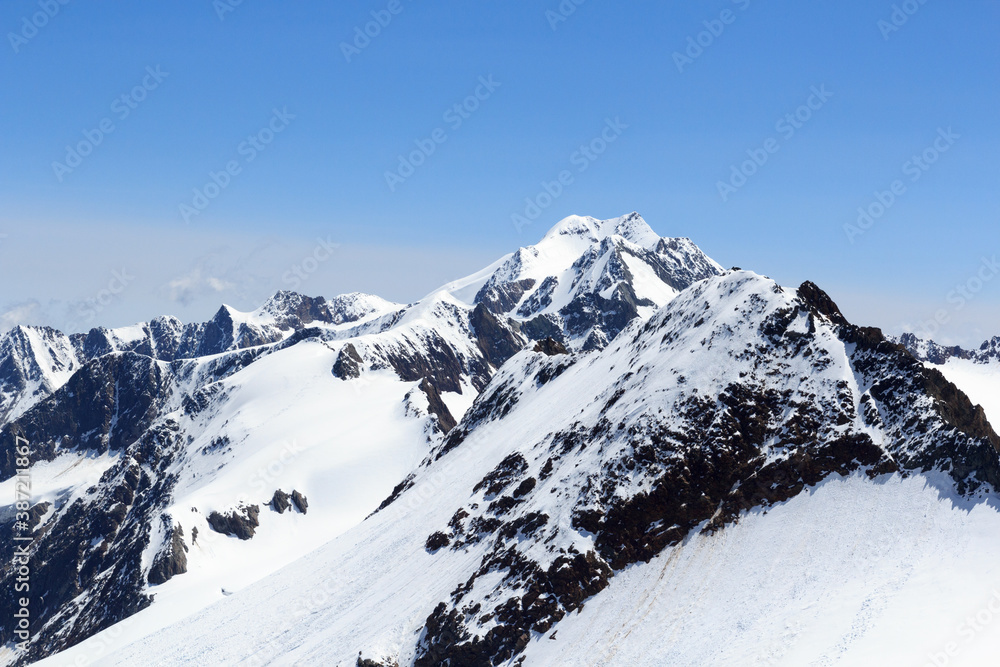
2,214 -> 998,667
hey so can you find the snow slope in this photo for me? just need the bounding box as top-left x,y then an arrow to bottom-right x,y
2,213 -> 731,665
0,325 -> 81,422
522,474 -> 1000,667
58,474 -> 1000,667
53,270 -> 1000,667
132,341 -> 432,643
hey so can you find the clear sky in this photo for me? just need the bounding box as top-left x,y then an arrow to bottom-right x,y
1,0 -> 997,345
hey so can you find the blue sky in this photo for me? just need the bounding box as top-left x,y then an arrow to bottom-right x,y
1,0 -> 998,344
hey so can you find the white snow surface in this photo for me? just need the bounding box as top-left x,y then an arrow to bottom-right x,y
8,340 -> 434,667
11,216 -> 1000,667
129,341 -> 432,656
51,476 -> 1000,666
0,325 -> 81,421
41,270 -> 1000,667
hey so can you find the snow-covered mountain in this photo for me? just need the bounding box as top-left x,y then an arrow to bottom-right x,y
896,333 -> 1000,428
37,268 -> 1000,667
3,213 -> 998,666
0,326 -> 81,424
1,213 -> 730,665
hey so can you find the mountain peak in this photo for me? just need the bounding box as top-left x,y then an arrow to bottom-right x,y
541,212 -> 660,250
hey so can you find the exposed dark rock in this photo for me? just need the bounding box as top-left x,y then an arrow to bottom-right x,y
517,277 -> 559,318
476,278 -> 536,314
271,489 -> 291,514
0,421 -> 179,661
291,490 -> 308,514
261,291 -> 338,329
532,338 -> 568,356
415,550 -> 611,666
372,474 -> 415,514
425,531 -> 451,552
27,501 -> 52,532
473,453 -> 528,498
377,328 -> 490,395
419,378 -> 458,433
519,315 -> 564,345
1,352 -> 168,481
511,477 -> 536,498
470,303 -> 525,369
357,654 -> 399,667
207,505 -> 260,540
333,343 -> 364,380
797,281 -> 849,326
148,524 -> 188,585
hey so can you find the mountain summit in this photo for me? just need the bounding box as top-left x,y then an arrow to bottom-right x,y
0,213 -> 723,663
2,214 -> 998,667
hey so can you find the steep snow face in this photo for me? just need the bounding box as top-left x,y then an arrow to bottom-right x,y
91,341 -> 432,660
457,213 -> 724,351
519,473 -> 1000,667
0,325 -> 80,422
69,272 -> 999,667
3,213 -> 720,664
0,334 -> 440,665
66,475 -> 1000,667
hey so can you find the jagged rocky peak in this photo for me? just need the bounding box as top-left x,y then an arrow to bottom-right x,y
259,290 -> 400,328
897,332 -> 1000,365
0,324 -> 80,422
334,271 -> 1000,667
470,212 -> 724,351
979,336 -> 1000,359
324,292 -> 402,324
1,324 -> 76,368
